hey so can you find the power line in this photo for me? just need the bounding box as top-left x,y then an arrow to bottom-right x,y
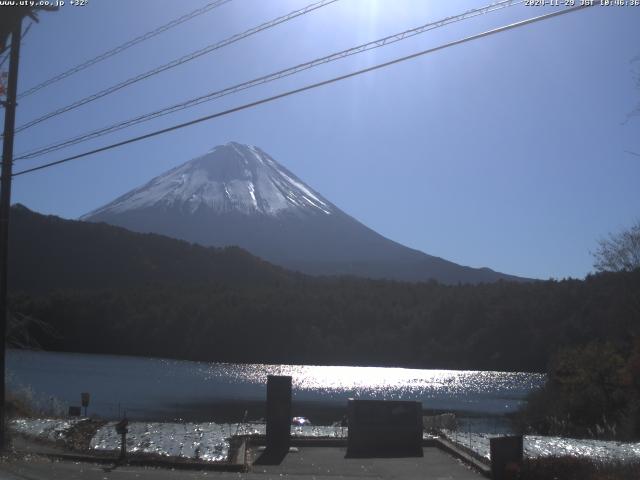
12,0 -> 339,134
16,0 -> 522,161
12,3 -> 593,178
17,0 -> 233,99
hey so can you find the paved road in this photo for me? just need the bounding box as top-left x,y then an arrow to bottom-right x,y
0,447 -> 482,480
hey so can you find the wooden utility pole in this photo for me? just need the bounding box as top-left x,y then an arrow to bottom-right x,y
0,12 -> 23,450
0,4 -> 56,449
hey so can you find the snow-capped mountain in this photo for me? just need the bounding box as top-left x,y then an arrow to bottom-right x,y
87,142 -> 334,218
83,142 -> 524,284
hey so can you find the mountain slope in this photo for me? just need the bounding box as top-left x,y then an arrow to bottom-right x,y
82,142 -> 525,284
8,204 -> 291,294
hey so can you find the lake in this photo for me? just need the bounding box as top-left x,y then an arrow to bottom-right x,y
7,349 -> 544,430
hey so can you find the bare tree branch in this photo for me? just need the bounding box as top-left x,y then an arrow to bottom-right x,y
593,220 -> 640,273
6,311 -> 58,349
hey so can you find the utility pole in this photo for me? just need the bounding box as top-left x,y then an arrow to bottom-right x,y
0,5 -> 56,449
0,13 -> 23,450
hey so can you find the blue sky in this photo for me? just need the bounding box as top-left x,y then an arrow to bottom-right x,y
4,0 -> 640,280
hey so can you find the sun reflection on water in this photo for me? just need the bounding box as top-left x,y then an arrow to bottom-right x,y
206,362 -> 545,400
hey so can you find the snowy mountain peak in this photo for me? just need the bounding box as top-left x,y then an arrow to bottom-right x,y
83,142 -> 334,218
81,141 -> 527,284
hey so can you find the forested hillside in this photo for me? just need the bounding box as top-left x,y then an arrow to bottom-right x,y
8,204 -> 293,293
7,205 -> 639,372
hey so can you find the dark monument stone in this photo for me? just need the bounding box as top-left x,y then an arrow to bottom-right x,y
490,435 -> 523,480
255,375 -> 292,465
346,399 -> 423,458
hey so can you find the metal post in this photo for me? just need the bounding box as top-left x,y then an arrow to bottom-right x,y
120,432 -> 127,460
115,418 -> 129,461
0,16 -> 23,450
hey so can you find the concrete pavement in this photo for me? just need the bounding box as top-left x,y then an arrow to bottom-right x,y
0,446 -> 482,480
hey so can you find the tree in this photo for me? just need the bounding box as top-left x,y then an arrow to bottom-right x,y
522,342 -> 634,439
593,220 -> 640,273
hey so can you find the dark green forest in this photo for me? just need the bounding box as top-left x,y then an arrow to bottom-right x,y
8,271 -> 639,372
7,205 -> 640,373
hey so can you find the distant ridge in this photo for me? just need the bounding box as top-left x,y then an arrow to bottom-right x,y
82,142 -> 527,284
9,204 -> 291,294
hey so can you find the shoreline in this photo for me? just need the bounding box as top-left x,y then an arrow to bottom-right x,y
82,399 -> 518,431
